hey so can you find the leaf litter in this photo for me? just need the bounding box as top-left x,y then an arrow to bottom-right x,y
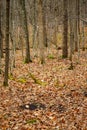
0,49 -> 87,130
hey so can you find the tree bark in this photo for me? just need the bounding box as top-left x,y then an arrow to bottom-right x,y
0,0 -> 3,59
62,0 -> 68,58
74,0 -> 78,51
3,0 -> 10,86
20,0 -> 31,63
38,0 -> 45,64
69,0 -> 74,60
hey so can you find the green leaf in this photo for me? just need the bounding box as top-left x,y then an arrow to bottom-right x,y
17,78 -> 27,83
8,74 -> 14,80
48,54 -> 55,59
26,119 -> 37,124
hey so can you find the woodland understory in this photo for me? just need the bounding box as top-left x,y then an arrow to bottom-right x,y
0,48 -> 87,130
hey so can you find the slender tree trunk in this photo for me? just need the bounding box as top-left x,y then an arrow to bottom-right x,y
33,0 -> 36,47
0,0 -> 3,59
33,0 -> 37,57
82,21 -> 85,51
62,0 -> 68,58
20,0 -> 31,63
0,1 -> 1,50
74,0 -> 78,52
3,0 -> 10,86
74,0 -> 79,51
0,0 -> 2,74
9,0 -> 16,75
69,0 -> 74,61
43,6 -> 48,47
38,0 -> 45,64
82,1 -> 85,51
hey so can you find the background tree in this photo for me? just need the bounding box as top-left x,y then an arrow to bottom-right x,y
74,0 -> 79,52
62,0 -> 68,58
38,0 -> 45,64
0,0 -> 2,74
74,0 -> 80,51
42,0 -> 48,47
20,0 -> 31,63
0,0 -> 3,59
3,0 -> 10,86
69,0 -> 74,61
81,0 -> 86,51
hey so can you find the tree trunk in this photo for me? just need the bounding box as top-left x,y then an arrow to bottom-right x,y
43,5 -> 48,47
62,0 -> 68,58
32,0 -> 37,57
20,0 -> 31,63
3,0 -> 10,86
74,0 -> 78,52
0,0 -> 3,59
74,0 -> 79,51
0,0 -> 2,74
82,1 -> 85,51
38,0 -> 45,64
69,0 -> 74,61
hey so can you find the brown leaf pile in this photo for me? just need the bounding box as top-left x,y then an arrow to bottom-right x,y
0,49 -> 87,130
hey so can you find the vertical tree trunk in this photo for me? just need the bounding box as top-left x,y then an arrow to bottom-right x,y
38,0 -> 45,64
33,0 -> 36,48
0,0 -> 1,46
0,0 -> 2,74
75,0 -> 80,51
0,0 -> 3,59
82,21 -> 85,51
43,5 -> 48,47
82,1 -> 85,51
33,0 -> 37,57
69,0 -> 74,61
62,0 -> 68,58
9,0 -> 16,75
74,0 -> 78,52
54,1 -> 58,48
20,0 -> 31,63
3,0 -> 10,86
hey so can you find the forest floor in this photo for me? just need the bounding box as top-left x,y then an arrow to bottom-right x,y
0,48 -> 87,130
